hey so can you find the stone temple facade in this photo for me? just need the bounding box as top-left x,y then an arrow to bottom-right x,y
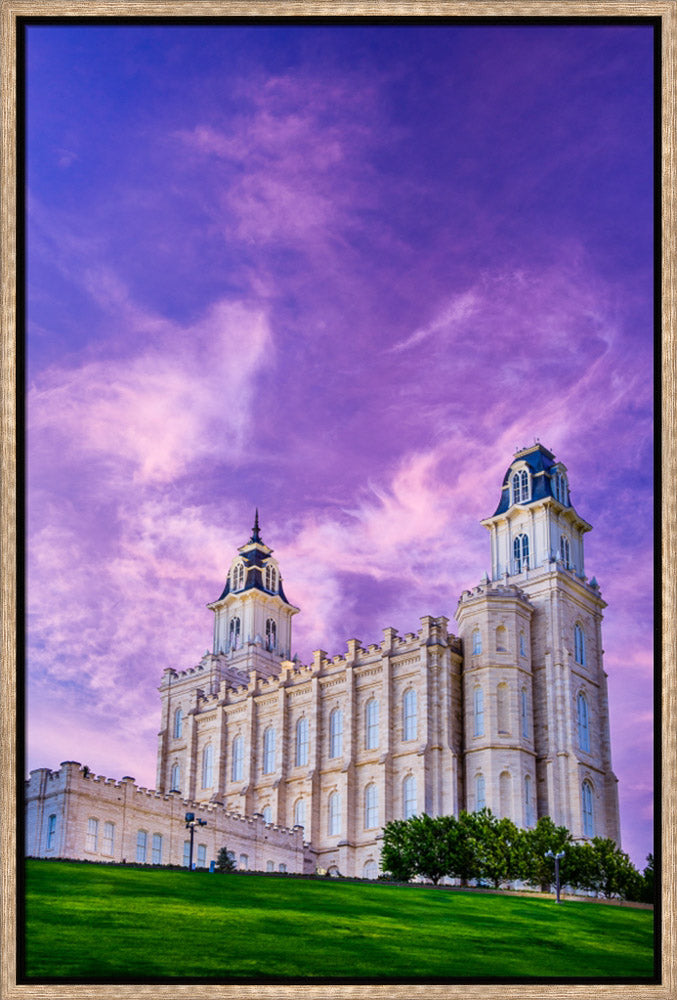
25,444 -> 621,878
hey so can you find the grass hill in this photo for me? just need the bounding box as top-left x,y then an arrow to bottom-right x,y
23,860 -> 654,982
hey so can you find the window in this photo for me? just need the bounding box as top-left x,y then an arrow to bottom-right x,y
328,791 -> 341,836
519,631 -> 527,657
364,783 -> 378,830
136,830 -> 147,863
197,844 -> 207,867
497,683 -> 509,734
86,817 -> 99,853
499,771 -> 512,819
472,628 -> 482,655
329,708 -> 343,759
577,692 -> 590,752
170,762 -> 180,793
476,774 -> 486,811
521,688 -> 529,739
202,744 -> 214,788
574,624 -> 586,665
294,798 -> 305,829
266,860 -> 275,872
365,698 -> 379,750
403,688 -> 417,741
231,734 -> 244,782
295,717 -> 309,767
103,821 -> 115,855
512,468 -> 530,504
263,726 -> 276,774
403,775 -> 416,820
265,618 -> 277,651
561,535 -> 571,569
173,707 -> 183,738
232,562 -> 245,590
473,687 -> 484,736
229,616 -> 241,651
264,563 -> 277,592
239,853 -> 249,870
152,833 -> 163,865
582,781 -> 594,837
552,470 -> 569,506
513,533 -> 529,573
278,863 -> 287,873
496,625 -> 507,652
46,814 -> 57,850
183,841 -> 191,867
262,805 -> 273,824
525,775 -> 534,827
363,859 -> 378,880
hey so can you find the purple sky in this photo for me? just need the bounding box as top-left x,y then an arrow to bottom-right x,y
25,23 -> 654,867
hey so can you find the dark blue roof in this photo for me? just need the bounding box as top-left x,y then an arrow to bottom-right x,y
214,513 -> 294,606
491,444 -> 567,516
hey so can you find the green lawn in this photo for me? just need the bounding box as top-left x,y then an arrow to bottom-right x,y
23,860 -> 654,981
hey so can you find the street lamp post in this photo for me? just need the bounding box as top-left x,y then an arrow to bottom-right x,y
545,849 -> 565,903
185,812 -> 207,870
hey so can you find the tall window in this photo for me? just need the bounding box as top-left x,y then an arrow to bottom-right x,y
262,805 -> 273,824
574,624 -> 586,665
560,535 -> 571,568
521,688 -> 529,739
363,859 -> 378,880
499,771 -> 512,819
183,841 -> 191,867
329,708 -> 343,759
476,774 -> 486,811
364,783 -> 378,829
513,533 -> 529,573
229,617 -> 241,651
365,698 -> 379,750
86,818 -> 98,852
512,468 -> 530,504
552,471 -> 569,505
295,717 -> 309,767
264,563 -> 277,592
231,734 -> 244,781
294,798 -> 305,829
152,833 -> 163,865
472,628 -> 482,655
103,821 -> 115,855
263,726 -> 276,774
328,791 -> 341,836
497,683 -> 509,734
239,854 -> 249,870
202,744 -> 214,788
577,692 -> 590,752
265,618 -> 277,651
170,762 -> 180,792
173,707 -> 183,739
520,631 -> 527,657
403,688 -> 417,741
582,781 -> 594,837
197,844 -> 207,867
46,814 -> 57,850
232,562 -> 245,590
403,775 -> 416,820
136,830 -> 147,863
266,860 -> 275,872
496,625 -> 507,652
473,687 -> 484,737
524,775 -> 534,827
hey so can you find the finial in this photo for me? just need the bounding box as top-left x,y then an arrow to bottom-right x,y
251,508 -> 261,543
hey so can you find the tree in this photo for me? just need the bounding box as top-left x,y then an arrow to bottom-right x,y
523,816 -> 573,892
215,847 -> 236,872
446,811 -> 484,886
380,819 -> 417,881
475,812 -> 524,889
408,814 -> 454,884
640,853 -> 655,904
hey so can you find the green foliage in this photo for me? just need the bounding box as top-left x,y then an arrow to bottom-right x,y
215,847 -> 236,872
640,854 -> 655,904
523,816 -> 573,891
475,814 -> 525,889
380,819 -> 417,881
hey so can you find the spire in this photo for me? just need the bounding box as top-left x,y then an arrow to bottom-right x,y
250,508 -> 262,544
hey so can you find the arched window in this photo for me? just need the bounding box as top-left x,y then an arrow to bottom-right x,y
365,698 -> 379,750
524,775 -> 534,827
136,829 -> 147,863
264,563 -> 277,592
552,471 -> 569,506
499,771 -> 512,819
475,774 -> 486,811
173,707 -> 183,739
265,618 -> 277,651
521,688 -> 529,739
295,717 -> 309,767
170,762 -> 180,793
239,853 -> 249,870
232,562 -> 245,590
473,687 -> 484,737
582,780 -> 594,837
577,692 -> 590,752
328,791 -> 341,836
229,616 -> 241,651
103,821 -> 115,855
363,859 -> 378,880
403,774 -> 416,819
152,833 -> 163,865
519,631 -> 527,657
512,469 -> 530,504
472,628 -> 482,655
403,688 -> 417,741
263,726 -> 276,774
496,625 -> 507,652
196,844 -> 207,867
201,744 -> 213,788
513,533 -> 529,573
86,817 -> 99,852
262,805 -> 273,824
364,783 -> 378,830
497,682 -> 509,734
329,708 -> 343,759
231,734 -> 244,782
561,535 -> 571,569
46,814 -> 57,850
294,798 -> 305,829
574,623 -> 586,665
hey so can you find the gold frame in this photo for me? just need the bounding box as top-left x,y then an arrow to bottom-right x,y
1,3 -> 673,997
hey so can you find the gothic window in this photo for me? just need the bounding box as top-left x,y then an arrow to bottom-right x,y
279,863 -> 287,873
264,563 -> 277,592
295,717 -> 309,767
475,774 -> 486,811
403,774 -> 417,819
329,708 -> 343,759
173,707 -> 183,739
170,762 -> 181,793
262,726 -> 276,774
403,688 -> 417,741
472,628 -> 482,655
86,817 -> 99,853
561,535 -> 571,568
196,844 -> 207,867
232,562 -> 245,591
265,618 -> 277,651
363,859 -> 378,880
365,698 -> 379,750
520,631 -> 527,657
473,687 -> 484,737
103,821 -> 115,855
262,805 -> 273,824
521,688 -> 529,739
497,683 -> 509,734
136,829 -> 147,863
239,854 -> 249,870
294,798 -> 305,829
512,468 -> 530,504
364,783 -> 378,830
577,692 -> 590,752
328,791 -> 341,836
229,616 -> 241,651
152,833 -> 163,865
231,734 -> 244,782
46,814 -> 57,850
496,625 -> 507,652
201,744 -> 214,788
552,471 -> 569,506
582,780 -> 595,837
524,775 -> 534,828
513,533 -> 530,573
183,841 -> 191,867
574,623 -> 586,665
499,771 -> 512,819
266,860 -> 274,872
